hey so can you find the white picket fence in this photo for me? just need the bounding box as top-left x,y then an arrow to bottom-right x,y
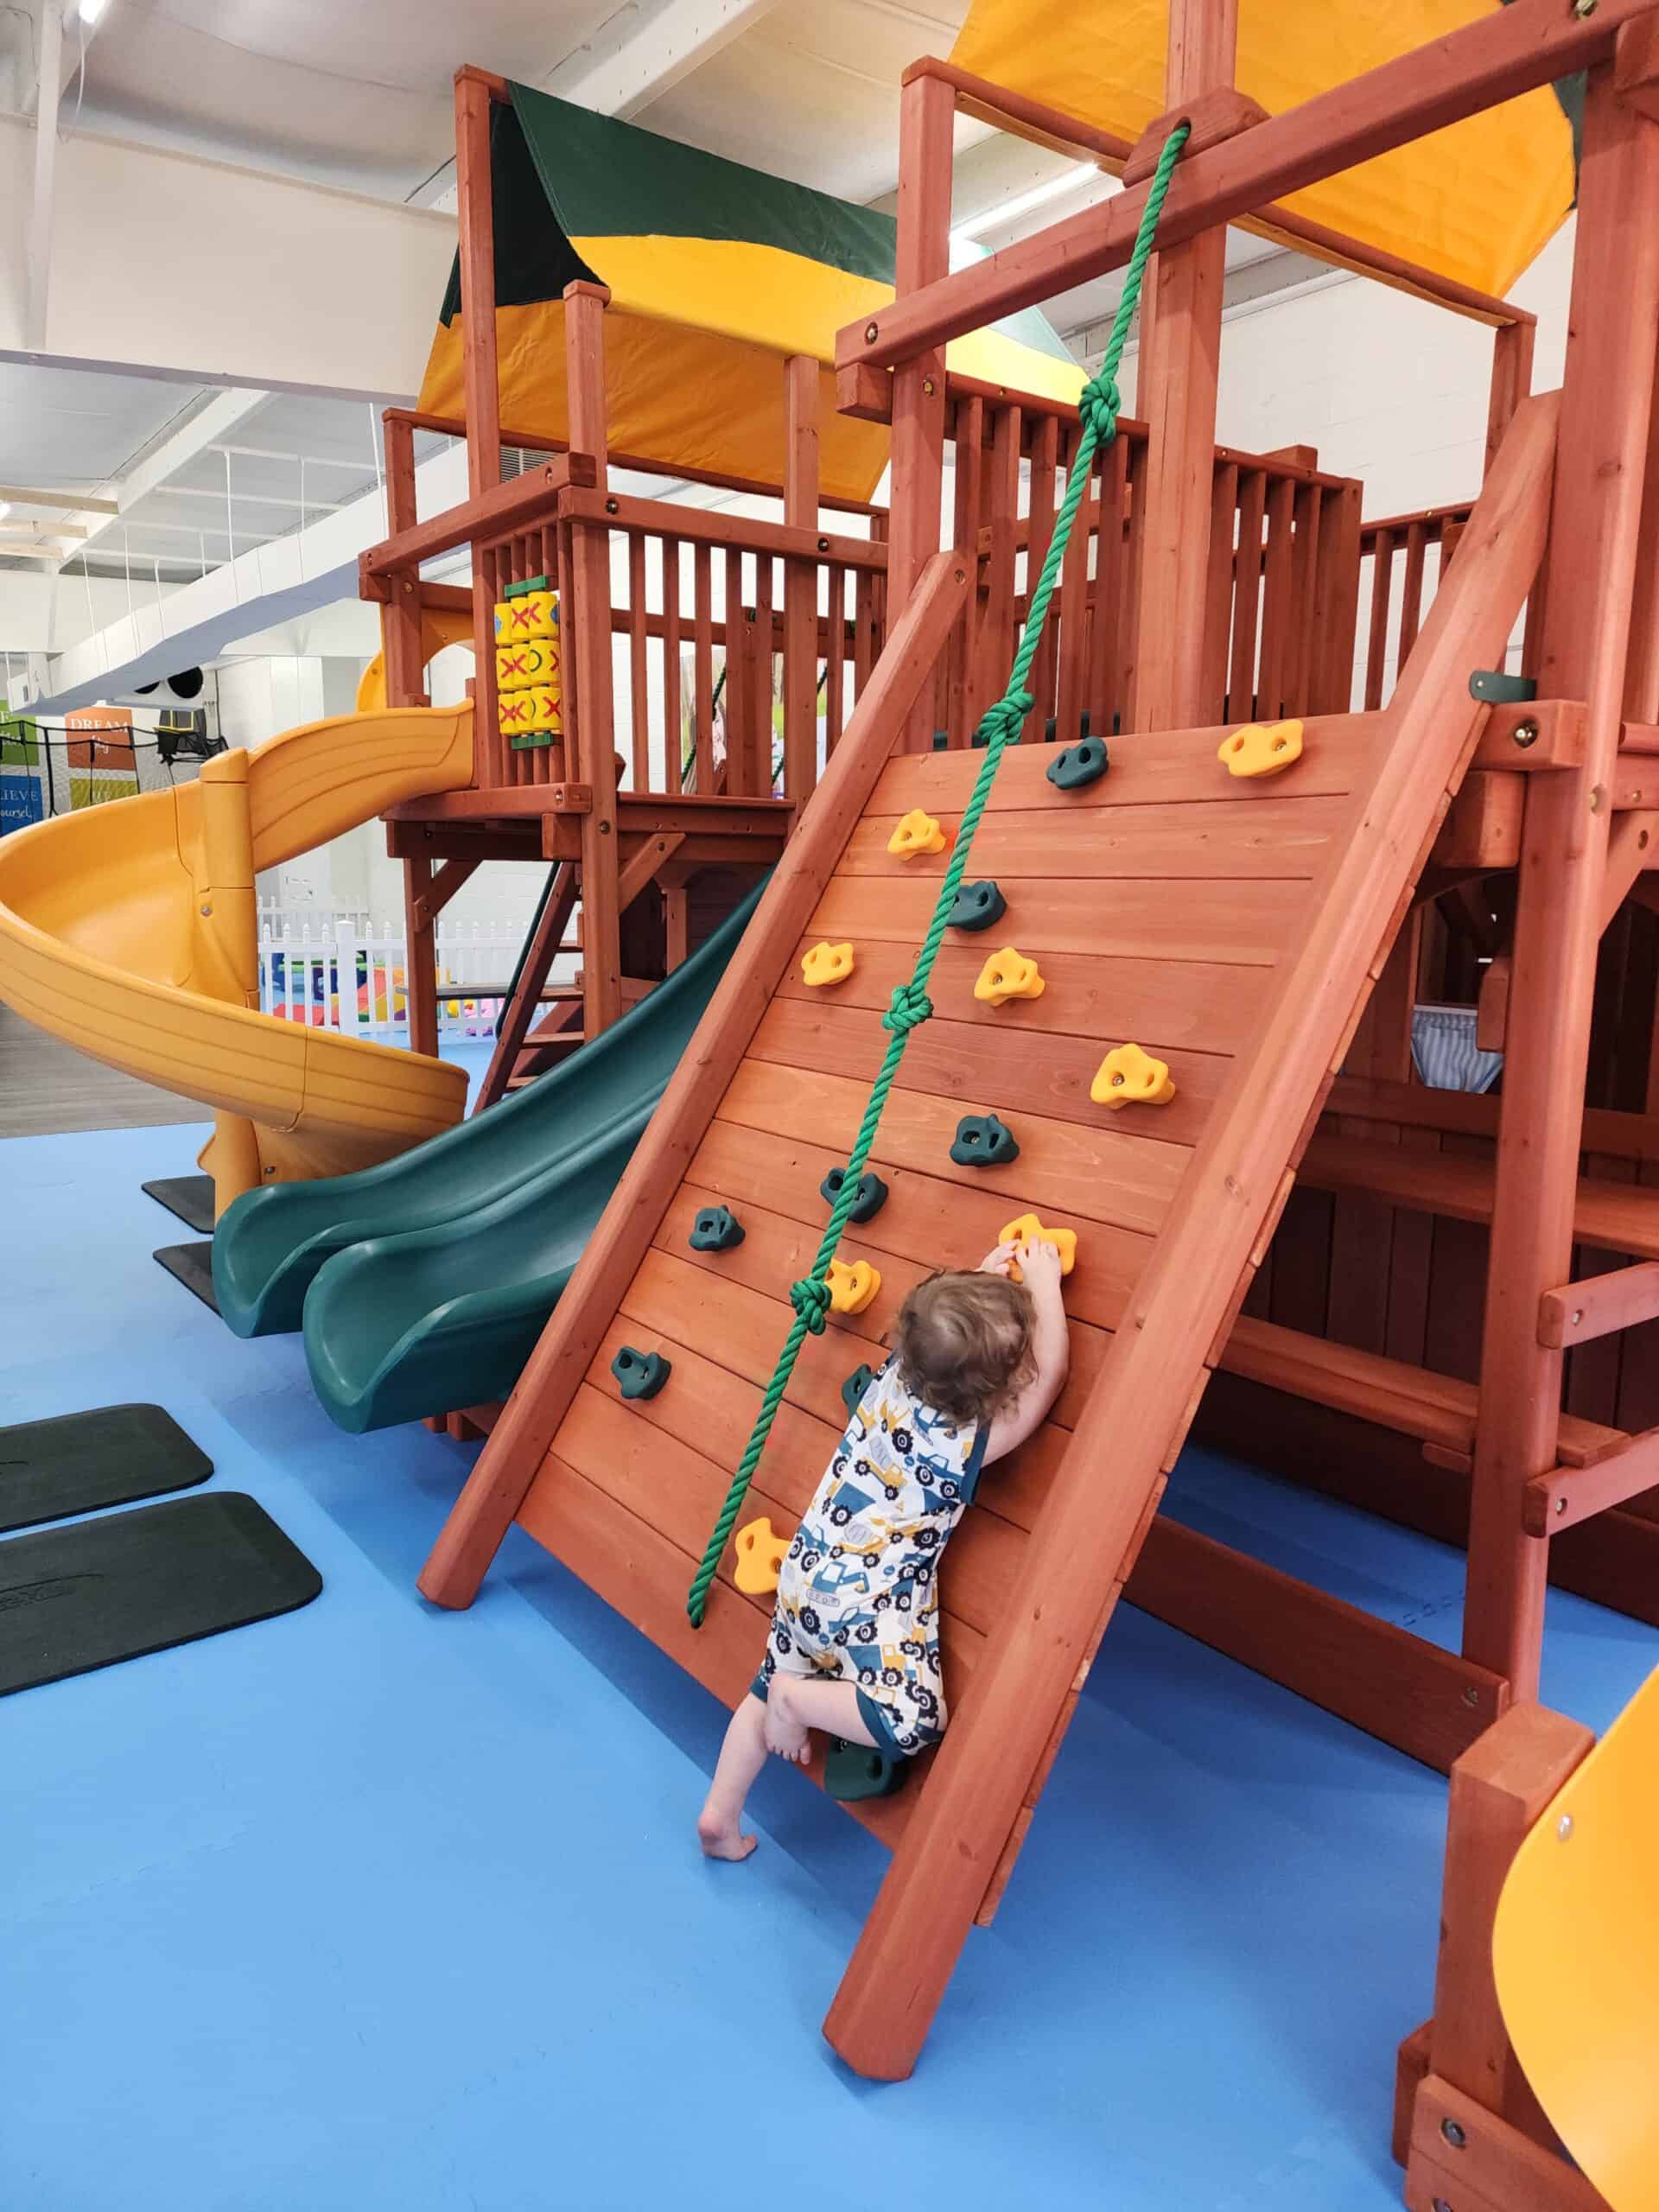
256,905 -> 523,1040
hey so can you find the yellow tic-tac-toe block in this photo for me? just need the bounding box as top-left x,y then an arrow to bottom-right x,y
494,639 -> 554,693
887,807 -> 950,859
734,1516 -> 790,1595
973,946 -> 1045,1007
825,1258 -> 881,1315
802,941 -> 855,988
1217,718 -> 1304,779
996,1211 -> 1077,1279
1090,1042 -> 1177,1109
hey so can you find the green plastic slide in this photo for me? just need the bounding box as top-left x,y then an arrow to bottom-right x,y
213,886 -> 760,1433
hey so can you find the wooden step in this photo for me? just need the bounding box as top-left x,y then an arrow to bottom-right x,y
1300,1130 -> 1659,1262
1220,1316 -> 1625,1469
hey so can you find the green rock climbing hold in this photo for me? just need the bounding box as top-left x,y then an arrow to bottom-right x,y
825,1736 -> 906,1802
948,880 -> 1007,932
689,1205 -> 745,1252
950,1112 -> 1020,1167
819,1166 -> 889,1223
841,1363 -> 876,1416
1047,734 -> 1109,790
612,1345 -> 671,1400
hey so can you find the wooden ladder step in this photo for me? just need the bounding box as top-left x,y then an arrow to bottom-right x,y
1301,1130 -> 1659,1262
1220,1316 -> 1625,1470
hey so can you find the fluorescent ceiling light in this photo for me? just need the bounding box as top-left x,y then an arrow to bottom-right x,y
0,503 -> 10,522
950,162 -> 1100,247
80,0 -> 111,23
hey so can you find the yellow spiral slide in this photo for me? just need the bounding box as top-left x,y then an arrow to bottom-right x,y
0,704 -> 476,1217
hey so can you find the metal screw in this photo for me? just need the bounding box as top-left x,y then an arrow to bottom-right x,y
1433,2200 -> 1454,2212
1559,1814 -> 1574,1840
817,537 -> 830,552
1511,719 -> 1539,748
200,903 -> 212,917
923,377 -> 936,396
1440,2118 -> 1467,2150
1590,785 -> 1606,812
1573,0 -> 1597,16
1572,1308 -> 1584,1325
1462,1685 -> 1480,1708
605,497 -> 619,516
865,322 -> 879,342
1556,1498 -> 1567,1515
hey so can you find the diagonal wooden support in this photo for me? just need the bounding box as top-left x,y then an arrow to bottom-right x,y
1597,807 -> 1659,931
475,863 -> 579,1115
617,832 -> 686,915
411,857 -> 480,933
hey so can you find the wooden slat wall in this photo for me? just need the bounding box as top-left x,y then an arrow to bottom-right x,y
1359,504 -> 1478,711
515,712 -> 1374,1866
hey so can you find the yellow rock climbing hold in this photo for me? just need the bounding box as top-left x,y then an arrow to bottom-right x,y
973,946 -> 1046,1007
801,941 -> 855,988
734,1516 -> 790,1595
1091,1043 -> 1177,1109
1217,718 -> 1304,779
996,1212 -> 1077,1280
825,1257 -> 881,1315
887,807 -> 950,859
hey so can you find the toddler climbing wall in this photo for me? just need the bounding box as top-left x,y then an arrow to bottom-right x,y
420,390 -> 1558,2080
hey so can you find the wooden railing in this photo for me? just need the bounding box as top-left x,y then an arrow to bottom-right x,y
919,378 -> 1363,745
1359,504 -> 1475,710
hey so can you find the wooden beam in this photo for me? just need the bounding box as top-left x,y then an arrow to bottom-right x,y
454,66 -> 501,498
616,831 -> 686,913
1407,2076 -> 1605,2212
1127,1517 -> 1506,1771
782,353 -> 821,809
1464,77 -> 1659,1699
1426,1703 -> 1594,2149
1524,1421 -> 1659,1534
1617,10 -> 1659,124
1122,86 -> 1265,184
476,863 -> 580,1114
360,454 -> 591,578
411,856 -> 480,931
1132,0 -> 1237,733
402,855 -> 439,1059
903,56 -> 1535,327
843,0 -> 1649,372
1486,319 -> 1537,475
563,281 -> 622,1046
417,549 -> 970,1611
559,486 -> 884,571
1471,697 -> 1586,772
1538,1258 -> 1659,1349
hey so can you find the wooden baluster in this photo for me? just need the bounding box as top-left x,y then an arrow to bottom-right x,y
824,562 -> 847,755
1397,518 -> 1429,671
1201,460 -> 1238,726
852,566 -> 874,702
1365,527 -> 1395,710
1287,477 -> 1322,715
663,536 -> 682,795
1121,435 -> 1151,728
1228,466 -> 1267,721
1314,480 -> 1363,714
948,394 -> 985,746
627,532 -> 649,792
1255,474 -> 1296,721
1025,413 -> 1060,734
722,551 -> 747,794
753,550 -> 775,794
979,402 -> 1021,727
1052,418 -> 1092,746
693,542 -> 715,793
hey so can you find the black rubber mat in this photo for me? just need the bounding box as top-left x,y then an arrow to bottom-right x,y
0,1491 -> 322,1696
142,1175 -> 215,1235
0,1404 -> 213,1535
154,1242 -> 219,1313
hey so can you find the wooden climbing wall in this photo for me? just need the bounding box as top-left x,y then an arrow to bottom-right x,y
513,711 -> 1382,1847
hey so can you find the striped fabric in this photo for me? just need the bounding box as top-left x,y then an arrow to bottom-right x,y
1412,1003 -> 1503,1094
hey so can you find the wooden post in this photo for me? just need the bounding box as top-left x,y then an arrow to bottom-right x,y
1486,319 -> 1536,478
783,354 -> 821,810
454,67 -> 502,499
380,413 -> 425,709
403,850 -> 440,1058
1463,75 -> 1659,1696
887,69 -> 954,750
564,280 -> 622,1041
475,862 -> 579,1113
1413,1703 -> 1592,2169
1132,0 -> 1239,730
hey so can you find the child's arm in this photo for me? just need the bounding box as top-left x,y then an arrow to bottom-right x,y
982,1238 -> 1070,1465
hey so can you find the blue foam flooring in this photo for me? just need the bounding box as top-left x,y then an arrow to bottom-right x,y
3,1118 -> 1656,2212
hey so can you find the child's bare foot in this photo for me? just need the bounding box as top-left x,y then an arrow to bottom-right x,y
696,1802 -> 757,1862
763,1678 -> 811,1764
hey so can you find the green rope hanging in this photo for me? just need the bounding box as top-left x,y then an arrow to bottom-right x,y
686,122 -> 1191,1626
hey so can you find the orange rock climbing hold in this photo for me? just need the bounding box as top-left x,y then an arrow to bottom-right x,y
1217,718 -> 1303,779
802,940 -> 855,988
973,946 -> 1046,1007
825,1257 -> 881,1314
887,807 -> 950,859
734,1516 -> 790,1594
996,1212 -> 1078,1279
1091,1043 -> 1177,1109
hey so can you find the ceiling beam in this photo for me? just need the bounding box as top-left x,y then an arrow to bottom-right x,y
24,0 -> 63,351
550,0 -> 785,120
57,388 -> 273,571
0,484 -> 118,513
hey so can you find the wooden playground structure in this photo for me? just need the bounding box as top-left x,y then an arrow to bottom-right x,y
356,3 -> 1659,2189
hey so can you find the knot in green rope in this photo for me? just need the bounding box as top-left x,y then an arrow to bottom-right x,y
790,1277 -> 832,1333
974,686 -> 1035,750
882,982 -> 932,1035
1080,372 -> 1121,445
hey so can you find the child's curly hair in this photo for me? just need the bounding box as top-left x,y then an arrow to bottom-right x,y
892,1268 -> 1035,1427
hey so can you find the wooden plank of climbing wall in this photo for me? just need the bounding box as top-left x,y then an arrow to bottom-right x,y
750,995 -> 1232,1147
681,1122 -> 1155,1334
714,1059 -> 1191,1237
843,794 -> 1350,879
869,711 -> 1373,814
776,938 -> 1271,1055
808,874 -> 1307,967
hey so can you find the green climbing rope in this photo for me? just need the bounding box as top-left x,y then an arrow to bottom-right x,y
685,121 -> 1192,1626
